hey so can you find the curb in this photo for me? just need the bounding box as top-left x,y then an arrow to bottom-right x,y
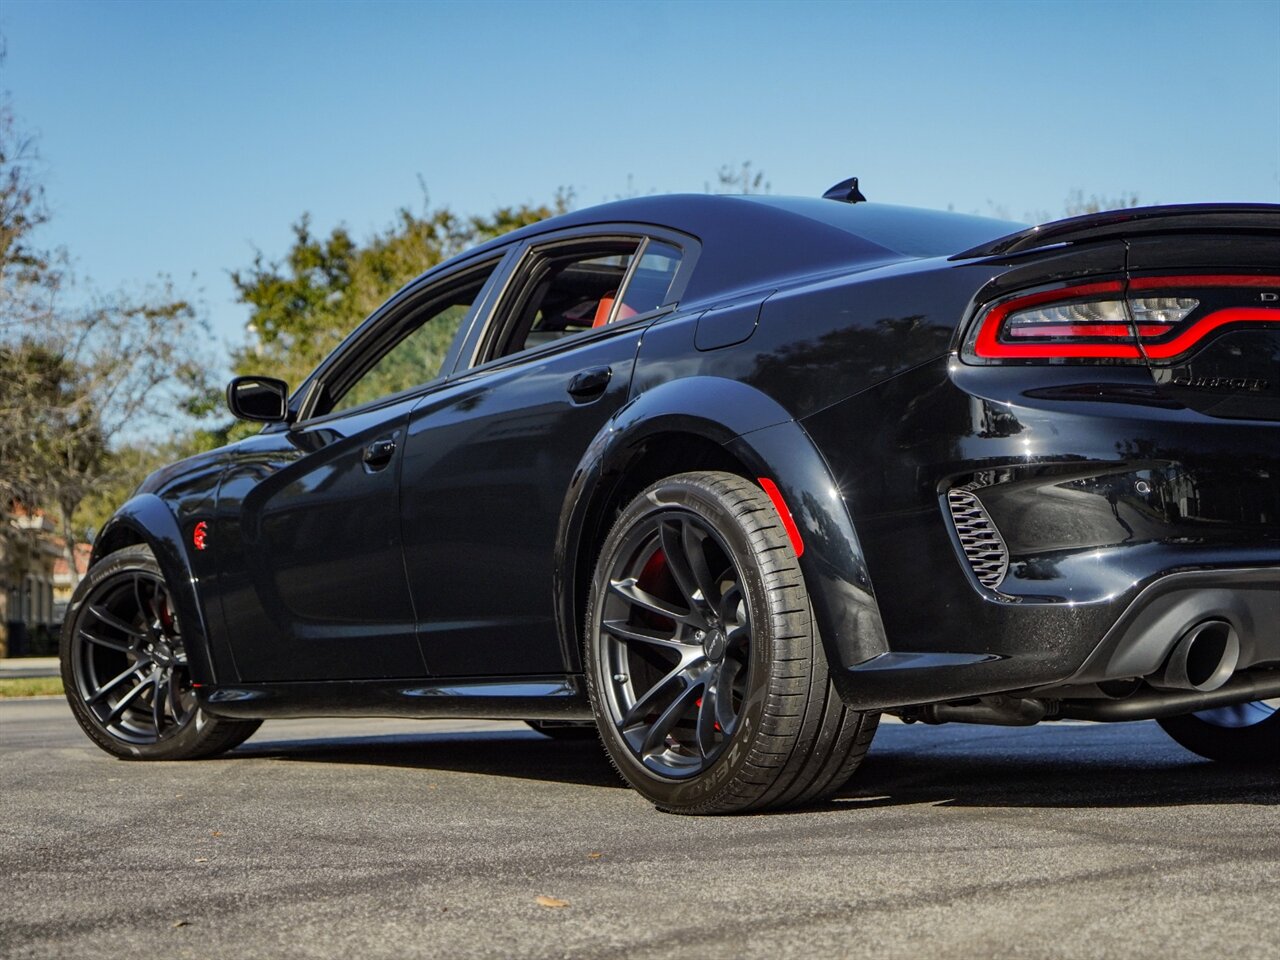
0,658 -> 61,679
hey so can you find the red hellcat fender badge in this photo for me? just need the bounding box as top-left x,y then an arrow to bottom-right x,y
192,520 -> 209,551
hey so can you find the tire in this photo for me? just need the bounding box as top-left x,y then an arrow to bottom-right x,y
524,720 -> 599,741
584,471 -> 878,814
1157,700 -> 1280,764
60,544 -> 262,761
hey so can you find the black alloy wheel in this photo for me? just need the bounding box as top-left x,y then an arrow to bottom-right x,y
61,545 -> 260,760
585,471 -> 878,815
598,506 -> 752,777
1158,697 -> 1280,764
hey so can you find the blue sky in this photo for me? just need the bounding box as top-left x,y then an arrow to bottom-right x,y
3,0 -> 1278,350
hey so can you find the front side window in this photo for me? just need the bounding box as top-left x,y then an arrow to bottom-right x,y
323,262 -> 498,415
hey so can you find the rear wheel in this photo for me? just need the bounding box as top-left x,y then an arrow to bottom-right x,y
584,471 -> 878,814
1157,699 -> 1280,764
61,545 -> 261,760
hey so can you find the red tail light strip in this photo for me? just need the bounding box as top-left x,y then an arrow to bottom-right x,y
1130,274 -> 1280,290
973,281 -> 1137,359
973,275 -> 1280,361
1140,307 -> 1280,359
1129,274 -> 1280,360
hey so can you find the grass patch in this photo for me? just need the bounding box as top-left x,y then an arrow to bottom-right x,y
0,676 -> 64,698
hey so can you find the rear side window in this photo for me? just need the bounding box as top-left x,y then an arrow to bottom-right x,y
481,236 -> 684,363
619,241 -> 682,317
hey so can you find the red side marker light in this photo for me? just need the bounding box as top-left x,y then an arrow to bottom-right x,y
757,478 -> 805,558
192,520 -> 208,551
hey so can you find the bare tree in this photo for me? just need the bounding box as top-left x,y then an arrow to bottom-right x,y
1063,190 -> 1142,217
1,74 -> 215,591
712,161 -> 770,195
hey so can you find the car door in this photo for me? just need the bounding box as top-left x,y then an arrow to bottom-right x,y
398,228 -> 694,676
214,256 -> 508,681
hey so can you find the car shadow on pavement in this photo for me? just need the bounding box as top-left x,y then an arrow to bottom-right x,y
227,729 -> 626,789
223,721 -> 1278,809
834,722 -> 1280,810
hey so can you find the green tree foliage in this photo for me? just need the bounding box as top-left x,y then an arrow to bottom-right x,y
229,189 -> 574,393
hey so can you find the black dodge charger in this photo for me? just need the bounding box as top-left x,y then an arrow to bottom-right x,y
62,186 -> 1280,813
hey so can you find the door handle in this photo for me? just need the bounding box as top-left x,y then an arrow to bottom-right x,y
567,366 -> 612,402
362,437 -> 397,469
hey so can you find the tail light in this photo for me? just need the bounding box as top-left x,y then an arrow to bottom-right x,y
962,275 -> 1280,364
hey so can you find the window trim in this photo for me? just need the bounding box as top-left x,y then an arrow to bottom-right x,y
286,250 -> 515,427
472,235 -> 643,366
454,223 -> 700,377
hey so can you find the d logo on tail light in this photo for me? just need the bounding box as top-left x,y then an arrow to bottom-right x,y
192,521 -> 208,551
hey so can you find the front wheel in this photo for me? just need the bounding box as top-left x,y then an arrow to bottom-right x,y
61,545 -> 261,761
1157,699 -> 1280,764
584,471 -> 878,815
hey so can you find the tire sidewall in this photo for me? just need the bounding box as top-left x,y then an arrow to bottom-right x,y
584,475 -> 778,811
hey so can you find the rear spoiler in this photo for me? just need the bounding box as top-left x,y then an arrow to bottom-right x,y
951,203 -> 1280,260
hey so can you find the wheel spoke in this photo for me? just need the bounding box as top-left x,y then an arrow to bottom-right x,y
132,576 -> 155,630
640,681 -> 704,756
79,627 -> 131,653
609,578 -> 700,626
715,657 -> 742,733
88,661 -> 148,704
659,522 -> 702,612
680,521 -> 723,611
169,671 -> 184,720
695,668 -> 720,758
85,604 -> 146,639
622,661 -> 690,729
718,582 -> 745,625
602,619 -> 687,652
104,673 -> 151,723
152,674 -> 165,732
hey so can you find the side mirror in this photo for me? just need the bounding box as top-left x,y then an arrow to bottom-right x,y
227,376 -> 290,423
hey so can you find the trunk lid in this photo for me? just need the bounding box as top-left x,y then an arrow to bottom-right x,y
1127,232 -> 1280,422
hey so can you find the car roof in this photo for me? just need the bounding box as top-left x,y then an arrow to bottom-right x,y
460,194 -> 1024,304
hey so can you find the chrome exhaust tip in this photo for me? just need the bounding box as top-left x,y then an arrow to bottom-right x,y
1152,620 -> 1240,693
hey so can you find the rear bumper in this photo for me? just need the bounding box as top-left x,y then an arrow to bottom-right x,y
803,359 -> 1280,710
1062,567 -> 1279,687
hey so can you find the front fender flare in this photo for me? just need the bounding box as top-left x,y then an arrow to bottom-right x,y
90,495 -> 220,685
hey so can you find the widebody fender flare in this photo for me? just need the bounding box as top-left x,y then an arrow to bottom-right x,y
555,376 -> 888,683
89,494 -> 220,685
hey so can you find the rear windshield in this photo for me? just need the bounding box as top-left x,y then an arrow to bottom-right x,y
744,197 -> 1025,259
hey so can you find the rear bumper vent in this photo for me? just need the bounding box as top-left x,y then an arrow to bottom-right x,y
946,489 -> 1009,590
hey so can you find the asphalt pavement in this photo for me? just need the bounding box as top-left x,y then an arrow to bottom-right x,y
1,697 -> 1277,960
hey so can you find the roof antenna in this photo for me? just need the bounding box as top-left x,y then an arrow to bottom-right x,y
822,177 -> 867,204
